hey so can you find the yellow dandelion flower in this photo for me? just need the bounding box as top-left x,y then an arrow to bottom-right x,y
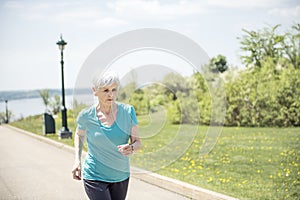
207,177 -> 213,182
269,175 -> 273,179
190,160 -> 195,166
292,162 -> 298,167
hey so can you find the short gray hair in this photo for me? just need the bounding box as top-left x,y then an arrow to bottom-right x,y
92,71 -> 120,89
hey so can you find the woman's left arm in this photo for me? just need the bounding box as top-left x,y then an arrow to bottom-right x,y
130,125 -> 142,153
118,125 -> 142,156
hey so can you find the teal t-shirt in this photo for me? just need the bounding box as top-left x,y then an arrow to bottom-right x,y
76,102 -> 138,182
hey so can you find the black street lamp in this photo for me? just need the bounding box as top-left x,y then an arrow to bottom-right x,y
5,100 -> 8,124
56,35 -> 72,139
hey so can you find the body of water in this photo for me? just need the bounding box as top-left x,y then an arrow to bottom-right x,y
0,94 -> 94,121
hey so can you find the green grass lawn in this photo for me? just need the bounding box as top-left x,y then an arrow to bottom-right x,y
10,111 -> 300,200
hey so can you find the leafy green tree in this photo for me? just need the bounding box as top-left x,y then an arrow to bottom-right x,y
175,91 -> 200,124
274,66 -> 300,126
226,60 -> 279,126
166,99 -> 181,124
162,73 -> 190,98
118,82 -> 137,102
208,54 -> 228,73
225,57 -> 299,127
239,24 -> 284,68
190,72 -> 209,93
282,23 -> 300,69
232,23 -> 300,126
143,83 -> 170,112
189,73 -> 211,125
129,89 -> 150,115
116,22 -> 300,127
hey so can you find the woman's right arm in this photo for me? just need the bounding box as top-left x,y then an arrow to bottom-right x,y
72,128 -> 86,180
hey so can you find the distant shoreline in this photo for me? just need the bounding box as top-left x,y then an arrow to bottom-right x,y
0,88 -> 90,102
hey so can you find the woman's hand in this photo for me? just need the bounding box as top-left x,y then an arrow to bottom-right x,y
72,162 -> 82,180
118,144 -> 133,156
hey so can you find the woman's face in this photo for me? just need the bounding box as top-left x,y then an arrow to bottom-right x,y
94,83 -> 118,105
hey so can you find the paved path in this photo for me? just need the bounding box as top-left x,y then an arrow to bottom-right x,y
0,125 -> 188,200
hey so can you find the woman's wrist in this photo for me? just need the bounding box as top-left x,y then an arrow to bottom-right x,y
130,144 -> 135,154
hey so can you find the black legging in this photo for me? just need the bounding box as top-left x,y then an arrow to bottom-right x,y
83,178 -> 129,200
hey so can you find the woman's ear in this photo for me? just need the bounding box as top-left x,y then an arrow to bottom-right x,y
92,87 -> 97,96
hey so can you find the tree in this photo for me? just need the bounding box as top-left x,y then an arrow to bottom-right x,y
274,66 -> 300,126
0,111 -> 12,124
129,89 -> 150,115
224,57 -> 300,127
118,82 -> 137,102
49,94 -> 61,115
189,73 -> 211,124
208,54 -> 228,73
239,24 -> 284,68
38,89 -> 50,112
0,112 -> 6,124
162,73 -> 190,99
39,90 -> 62,115
282,23 -> 300,69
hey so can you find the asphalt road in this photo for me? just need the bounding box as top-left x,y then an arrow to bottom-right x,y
0,125 -> 188,200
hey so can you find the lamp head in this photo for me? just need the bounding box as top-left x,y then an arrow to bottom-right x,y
56,34 -> 67,50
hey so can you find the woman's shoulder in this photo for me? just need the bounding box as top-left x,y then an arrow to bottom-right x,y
117,102 -> 134,112
116,102 -> 138,125
78,105 -> 95,117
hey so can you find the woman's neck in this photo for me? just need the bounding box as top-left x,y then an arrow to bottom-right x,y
97,102 -> 116,114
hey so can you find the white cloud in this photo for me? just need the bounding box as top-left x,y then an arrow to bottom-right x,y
2,1 -> 127,28
269,5 -> 300,18
107,0 -> 207,20
5,0 -> 295,28
93,17 -> 128,27
54,10 -> 101,21
207,0 -> 287,8
3,0 -> 25,9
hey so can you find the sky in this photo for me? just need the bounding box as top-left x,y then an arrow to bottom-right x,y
0,0 -> 299,91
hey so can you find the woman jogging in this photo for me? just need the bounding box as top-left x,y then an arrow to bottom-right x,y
72,71 -> 142,200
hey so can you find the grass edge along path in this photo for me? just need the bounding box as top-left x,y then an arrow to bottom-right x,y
10,113 -> 300,200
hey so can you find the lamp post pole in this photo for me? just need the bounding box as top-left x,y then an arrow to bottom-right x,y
56,35 -> 72,139
5,100 -> 8,124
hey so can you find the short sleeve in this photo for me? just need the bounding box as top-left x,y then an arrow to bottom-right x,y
130,106 -> 138,126
76,110 -> 87,131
